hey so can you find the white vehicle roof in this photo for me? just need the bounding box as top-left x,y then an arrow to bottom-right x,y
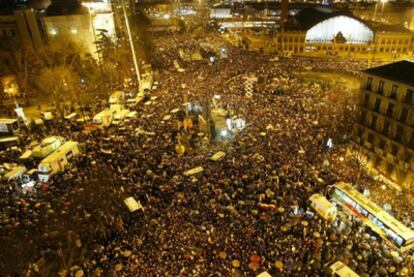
329,261 -> 359,277
0,136 -> 19,143
309,193 -> 334,209
184,166 -> 204,176
127,111 -> 138,118
40,141 -> 78,164
64,112 -> 77,120
123,197 -> 143,212
19,150 -> 32,159
0,118 -> 18,124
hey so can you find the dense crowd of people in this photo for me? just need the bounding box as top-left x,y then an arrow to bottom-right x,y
0,31 -> 413,276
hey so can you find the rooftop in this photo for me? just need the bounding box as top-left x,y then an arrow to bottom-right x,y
364,60 -> 414,86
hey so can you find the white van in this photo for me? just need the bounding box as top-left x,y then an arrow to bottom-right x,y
38,141 -> 80,182
329,261 -> 359,277
308,193 -> 337,221
0,118 -> 19,136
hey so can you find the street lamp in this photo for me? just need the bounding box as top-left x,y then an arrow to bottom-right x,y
122,0 -> 141,91
381,0 -> 388,20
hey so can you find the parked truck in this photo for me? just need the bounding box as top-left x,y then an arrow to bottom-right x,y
38,141 -> 80,182
0,118 -> 19,136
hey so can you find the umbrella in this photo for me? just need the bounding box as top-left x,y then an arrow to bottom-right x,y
218,251 -> 227,259
232,259 -> 240,268
250,254 -> 261,263
275,260 -> 283,269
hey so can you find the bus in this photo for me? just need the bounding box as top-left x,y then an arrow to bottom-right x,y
38,141 -> 80,182
330,182 -> 414,252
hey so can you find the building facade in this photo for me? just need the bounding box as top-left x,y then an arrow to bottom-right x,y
212,4 -> 414,59
0,9 -> 43,49
44,1 -> 116,60
353,61 -> 414,188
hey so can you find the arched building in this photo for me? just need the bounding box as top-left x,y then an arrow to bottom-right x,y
271,7 -> 414,58
219,4 -> 414,59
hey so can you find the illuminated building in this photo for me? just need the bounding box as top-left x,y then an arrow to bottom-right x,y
211,4 -> 413,59
43,0 -> 116,59
354,60 -> 414,188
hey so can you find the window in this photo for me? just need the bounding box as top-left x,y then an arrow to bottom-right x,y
405,89 -> 414,104
391,144 -> 398,156
379,139 -> 385,149
400,108 -> 408,123
387,163 -> 393,175
374,98 -> 381,111
371,115 -> 377,129
378,80 -> 384,94
363,94 -> 369,106
395,125 -> 403,143
383,120 -> 390,136
375,157 -> 382,167
390,85 -> 398,99
409,133 -> 414,150
367,77 -> 373,90
386,103 -> 394,117
367,133 -> 374,143
404,152 -> 411,163
360,111 -> 367,123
